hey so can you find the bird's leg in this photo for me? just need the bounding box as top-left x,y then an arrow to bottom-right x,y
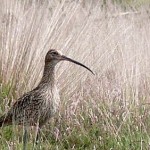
32,122 -> 40,149
35,127 -> 40,145
23,125 -> 28,150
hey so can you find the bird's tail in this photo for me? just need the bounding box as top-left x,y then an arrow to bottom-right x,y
0,114 -> 11,127
0,115 -> 5,127
0,115 -> 6,127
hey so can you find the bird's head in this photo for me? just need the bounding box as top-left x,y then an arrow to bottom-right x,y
45,49 -> 94,75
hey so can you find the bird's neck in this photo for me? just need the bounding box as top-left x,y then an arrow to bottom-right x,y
38,62 -> 56,88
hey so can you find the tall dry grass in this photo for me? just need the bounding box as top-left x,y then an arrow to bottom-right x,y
1,0 -> 150,149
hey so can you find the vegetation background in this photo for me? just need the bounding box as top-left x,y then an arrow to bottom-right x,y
0,0 -> 150,149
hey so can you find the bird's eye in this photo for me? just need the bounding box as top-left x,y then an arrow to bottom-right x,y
52,52 -> 58,55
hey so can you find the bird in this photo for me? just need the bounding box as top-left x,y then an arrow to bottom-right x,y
0,49 -> 94,149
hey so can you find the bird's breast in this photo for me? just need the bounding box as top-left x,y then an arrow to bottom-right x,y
40,85 -> 60,124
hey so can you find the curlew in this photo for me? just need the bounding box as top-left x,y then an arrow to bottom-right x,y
0,49 -> 94,148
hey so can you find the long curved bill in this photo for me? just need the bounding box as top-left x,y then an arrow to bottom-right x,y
61,55 -> 95,75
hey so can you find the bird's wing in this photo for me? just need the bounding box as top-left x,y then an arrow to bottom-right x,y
0,92 -> 32,126
0,90 -> 41,126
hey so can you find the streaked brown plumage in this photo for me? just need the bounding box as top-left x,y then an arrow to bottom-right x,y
0,49 -> 94,144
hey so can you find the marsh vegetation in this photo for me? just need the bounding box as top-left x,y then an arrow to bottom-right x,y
0,0 -> 150,149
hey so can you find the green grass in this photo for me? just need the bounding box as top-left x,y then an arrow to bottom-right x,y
0,85 -> 150,149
